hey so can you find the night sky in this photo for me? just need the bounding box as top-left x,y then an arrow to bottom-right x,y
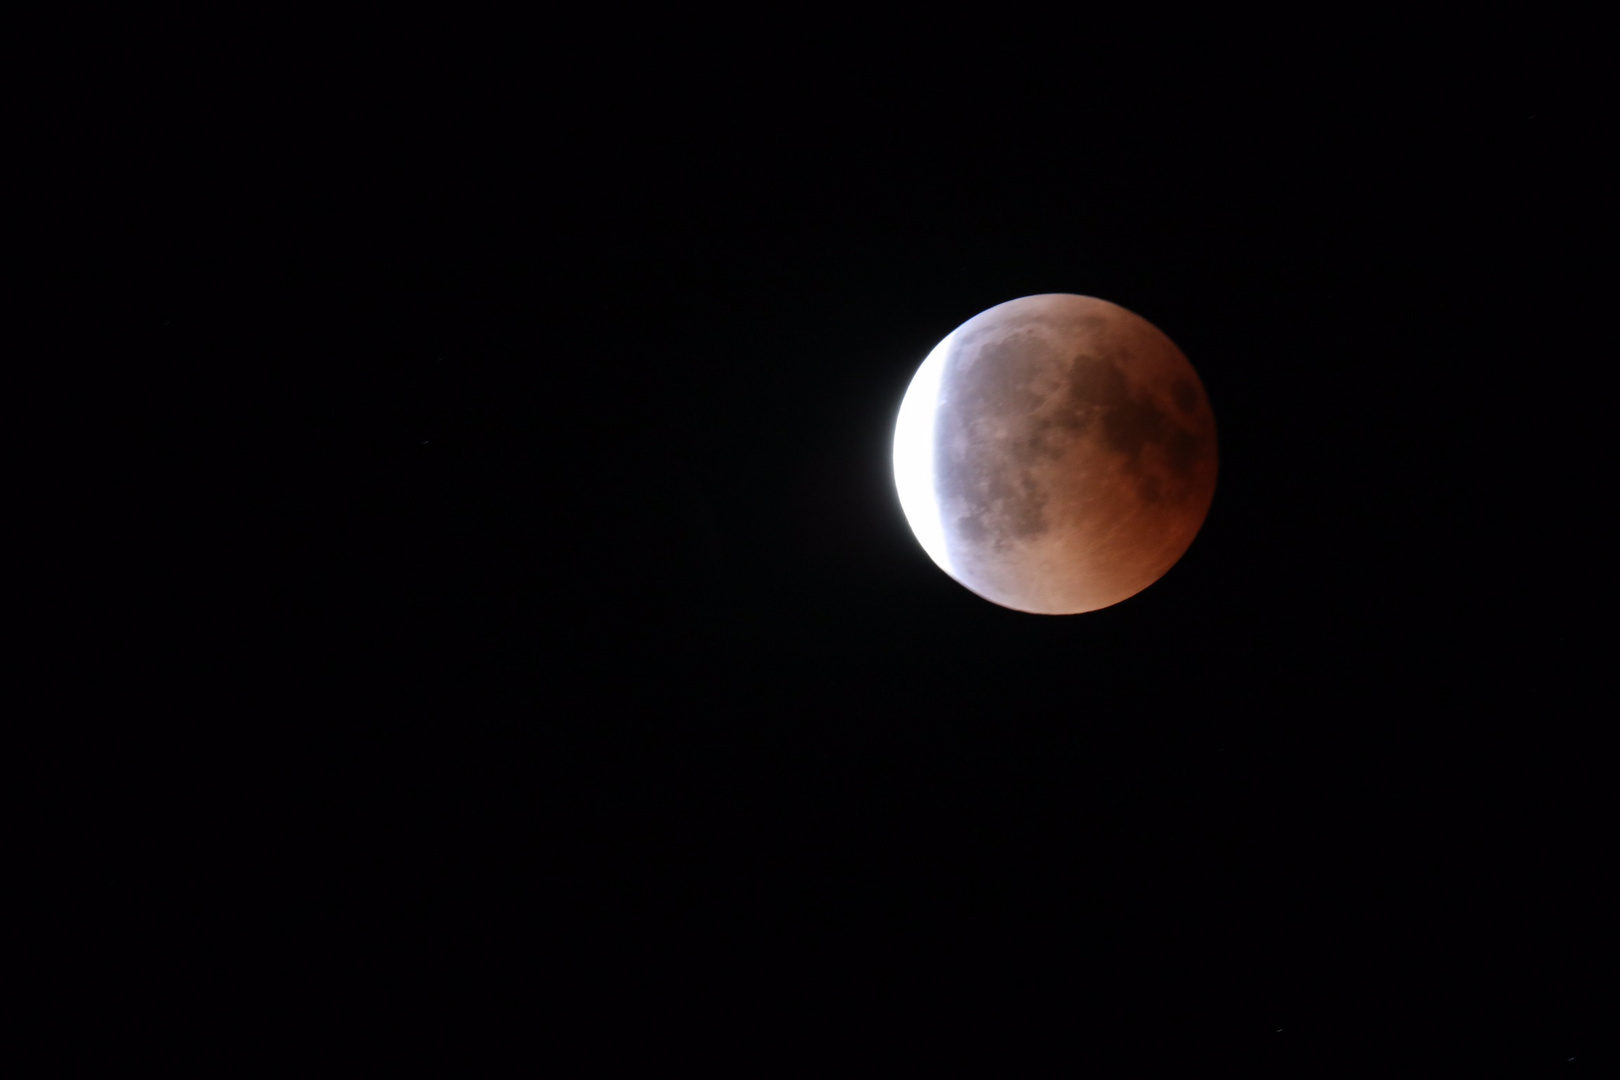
136,35 -> 1605,1065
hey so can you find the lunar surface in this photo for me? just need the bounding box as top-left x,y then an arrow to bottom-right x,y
893,294 -> 1217,614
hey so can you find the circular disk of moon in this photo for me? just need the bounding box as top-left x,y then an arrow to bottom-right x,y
893,294 -> 1217,614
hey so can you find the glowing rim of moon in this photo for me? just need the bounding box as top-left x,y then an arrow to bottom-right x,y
892,328 -> 956,577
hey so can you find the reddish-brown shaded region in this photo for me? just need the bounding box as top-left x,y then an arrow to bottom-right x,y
927,294 -> 1216,613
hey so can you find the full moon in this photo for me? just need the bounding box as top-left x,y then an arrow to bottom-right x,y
893,294 -> 1217,614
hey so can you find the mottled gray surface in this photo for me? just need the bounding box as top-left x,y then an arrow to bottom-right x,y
932,294 -> 1217,613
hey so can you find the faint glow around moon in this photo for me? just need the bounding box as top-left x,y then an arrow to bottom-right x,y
892,329 -> 955,576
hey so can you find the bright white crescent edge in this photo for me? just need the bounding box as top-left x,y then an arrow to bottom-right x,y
892,329 -> 956,577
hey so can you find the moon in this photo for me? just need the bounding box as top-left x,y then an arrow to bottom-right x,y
893,294 -> 1217,614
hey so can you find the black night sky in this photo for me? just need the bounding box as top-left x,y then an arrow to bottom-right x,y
135,31 -> 1606,1066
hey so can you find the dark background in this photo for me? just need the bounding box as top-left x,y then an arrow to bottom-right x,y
121,28 -> 1607,1066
